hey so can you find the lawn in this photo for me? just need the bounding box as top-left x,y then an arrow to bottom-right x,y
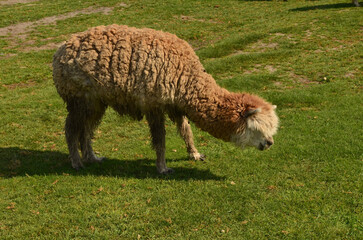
0,0 -> 362,239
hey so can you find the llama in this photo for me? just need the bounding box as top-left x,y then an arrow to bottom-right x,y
53,25 -> 279,174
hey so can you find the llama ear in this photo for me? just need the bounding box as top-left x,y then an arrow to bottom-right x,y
242,108 -> 261,118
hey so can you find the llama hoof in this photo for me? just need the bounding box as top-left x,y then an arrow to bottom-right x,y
90,156 -> 105,163
190,153 -> 206,161
71,159 -> 84,170
72,163 -> 84,171
84,155 -> 105,164
159,168 -> 174,175
198,154 -> 206,161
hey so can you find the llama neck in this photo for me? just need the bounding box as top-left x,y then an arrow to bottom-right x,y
181,74 -> 244,141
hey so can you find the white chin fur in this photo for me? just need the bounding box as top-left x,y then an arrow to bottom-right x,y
230,134 -> 249,149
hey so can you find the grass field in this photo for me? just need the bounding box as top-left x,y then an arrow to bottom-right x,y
0,0 -> 362,239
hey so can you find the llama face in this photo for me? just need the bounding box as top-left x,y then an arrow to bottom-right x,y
231,106 -> 279,151
243,128 -> 275,150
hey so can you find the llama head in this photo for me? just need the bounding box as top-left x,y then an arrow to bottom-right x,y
231,104 -> 279,151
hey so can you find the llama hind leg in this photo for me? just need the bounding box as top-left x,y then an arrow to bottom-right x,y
146,110 -> 173,174
80,137 -> 104,163
65,98 -> 86,170
176,116 -> 205,161
79,101 -> 107,164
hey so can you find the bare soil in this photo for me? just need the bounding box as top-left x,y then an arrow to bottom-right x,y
173,15 -> 221,24
0,6 -> 114,39
0,4 -> 131,57
0,0 -> 38,5
2,80 -> 37,89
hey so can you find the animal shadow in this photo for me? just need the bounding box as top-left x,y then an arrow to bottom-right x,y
290,3 -> 356,12
0,147 -> 224,180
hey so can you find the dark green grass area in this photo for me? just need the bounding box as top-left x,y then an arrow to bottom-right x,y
0,0 -> 362,239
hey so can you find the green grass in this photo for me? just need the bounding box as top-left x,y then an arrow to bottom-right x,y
0,0 -> 362,239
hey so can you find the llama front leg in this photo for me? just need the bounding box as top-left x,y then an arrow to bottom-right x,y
176,116 -> 205,161
146,111 -> 174,174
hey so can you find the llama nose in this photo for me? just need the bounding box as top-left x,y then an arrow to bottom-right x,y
266,140 -> 273,147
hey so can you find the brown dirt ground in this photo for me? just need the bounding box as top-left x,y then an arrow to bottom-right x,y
0,3 -> 128,55
0,6 -> 114,39
0,0 -> 38,5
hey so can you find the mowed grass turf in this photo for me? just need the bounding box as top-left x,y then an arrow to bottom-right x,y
0,0 -> 362,239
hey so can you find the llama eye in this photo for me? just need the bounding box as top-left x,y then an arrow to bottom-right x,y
241,108 -> 261,118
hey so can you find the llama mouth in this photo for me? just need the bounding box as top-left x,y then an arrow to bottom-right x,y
258,142 -> 272,151
258,143 -> 265,151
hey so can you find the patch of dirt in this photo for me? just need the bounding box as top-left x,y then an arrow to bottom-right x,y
273,81 -> 283,86
174,15 -> 221,24
22,41 -> 65,52
273,33 -> 286,37
0,2 -> 128,57
0,4 -> 131,53
243,64 -> 262,75
228,50 -> 253,57
314,49 -> 324,53
289,72 -> 316,85
242,64 -> 277,75
0,6 -> 114,40
250,40 -> 278,52
270,32 -> 296,44
226,38 -> 279,58
0,53 -> 17,59
118,3 -> 128,7
265,65 -> 277,73
344,71 -> 356,79
305,30 -> 313,37
0,0 -> 38,5
2,80 -> 37,90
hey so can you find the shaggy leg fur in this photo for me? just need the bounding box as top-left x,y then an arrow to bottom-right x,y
175,116 -> 205,161
80,137 -> 104,163
65,97 -> 106,169
65,98 -> 85,170
79,101 -> 107,164
146,110 -> 173,174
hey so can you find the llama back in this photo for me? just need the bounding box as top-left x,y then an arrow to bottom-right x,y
53,25 -> 207,108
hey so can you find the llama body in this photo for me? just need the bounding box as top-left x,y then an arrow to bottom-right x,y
53,25 -> 279,174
